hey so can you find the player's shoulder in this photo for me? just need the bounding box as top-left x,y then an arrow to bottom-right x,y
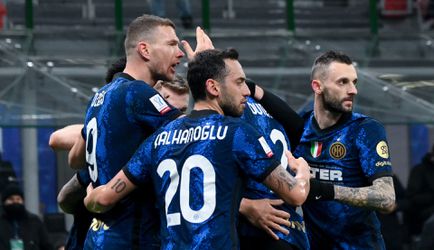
223,115 -> 252,127
351,112 -> 384,129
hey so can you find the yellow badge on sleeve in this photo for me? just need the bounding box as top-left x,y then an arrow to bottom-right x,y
376,141 -> 389,159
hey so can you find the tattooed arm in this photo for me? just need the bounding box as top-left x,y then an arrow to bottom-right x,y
84,170 -> 137,213
57,174 -> 86,214
262,151 -> 311,206
334,176 -> 396,213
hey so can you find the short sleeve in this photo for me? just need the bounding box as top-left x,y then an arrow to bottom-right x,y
122,134 -> 155,186
356,119 -> 393,181
126,82 -> 181,130
233,122 -> 280,182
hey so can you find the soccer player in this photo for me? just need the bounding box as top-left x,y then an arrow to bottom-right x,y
293,50 -> 396,249
62,15 -> 211,249
51,66 -> 191,250
154,75 -> 190,113
238,82 -> 308,250
84,48 -> 311,249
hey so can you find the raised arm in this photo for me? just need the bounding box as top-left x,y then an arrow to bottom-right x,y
84,169 -> 137,213
181,26 -> 214,61
262,151 -> 310,206
49,124 -> 83,150
68,135 -> 86,169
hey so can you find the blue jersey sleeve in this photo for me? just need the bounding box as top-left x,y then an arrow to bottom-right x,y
232,122 -> 280,182
126,81 -> 181,130
122,134 -> 154,186
356,118 -> 393,181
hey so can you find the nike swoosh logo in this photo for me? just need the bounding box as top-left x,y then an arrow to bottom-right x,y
315,196 -> 322,200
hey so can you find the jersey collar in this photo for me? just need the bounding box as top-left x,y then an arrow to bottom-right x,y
188,109 -> 220,118
312,112 -> 352,134
113,72 -> 135,81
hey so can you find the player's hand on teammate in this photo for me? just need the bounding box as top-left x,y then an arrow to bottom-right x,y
83,183 -> 112,214
181,26 -> 214,61
285,150 -> 311,182
240,198 -> 291,240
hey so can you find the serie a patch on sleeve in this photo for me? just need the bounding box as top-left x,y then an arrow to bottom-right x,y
149,94 -> 171,114
258,136 -> 274,158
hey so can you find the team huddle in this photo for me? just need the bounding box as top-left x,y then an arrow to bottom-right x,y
50,14 -> 396,250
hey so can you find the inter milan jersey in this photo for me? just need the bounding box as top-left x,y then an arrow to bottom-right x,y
124,110 -> 280,250
238,97 -> 309,250
294,111 -> 393,250
81,73 -> 181,250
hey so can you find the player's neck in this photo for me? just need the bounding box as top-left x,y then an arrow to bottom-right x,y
123,61 -> 155,86
314,104 -> 342,130
193,100 -> 224,115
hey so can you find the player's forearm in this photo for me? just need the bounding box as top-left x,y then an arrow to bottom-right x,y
264,166 -> 309,206
57,174 -> 86,214
49,124 -> 83,150
85,170 -> 137,213
68,136 -> 86,169
334,176 -> 396,213
84,185 -> 115,214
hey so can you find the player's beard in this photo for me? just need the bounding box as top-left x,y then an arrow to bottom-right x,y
322,87 -> 353,114
150,66 -> 173,85
219,96 -> 244,117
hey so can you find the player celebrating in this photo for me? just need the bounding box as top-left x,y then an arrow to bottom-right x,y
64,15 -> 211,249
84,48 -> 311,249
294,50 -> 396,250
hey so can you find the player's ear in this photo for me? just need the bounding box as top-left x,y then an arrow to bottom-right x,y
312,80 -> 322,94
137,41 -> 151,60
205,79 -> 219,97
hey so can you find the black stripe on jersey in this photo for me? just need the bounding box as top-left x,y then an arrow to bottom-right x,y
368,171 -> 393,184
122,167 -> 145,187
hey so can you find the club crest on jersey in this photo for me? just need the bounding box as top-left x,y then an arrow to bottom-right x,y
149,94 -> 171,114
310,142 -> 322,158
329,142 -> 346,160
376,141 -> 389,159
258,136 -> 273,158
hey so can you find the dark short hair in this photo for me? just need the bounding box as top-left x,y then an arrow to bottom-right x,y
187,48 -> 239,101
124,14 -> 175,56
311,50 -> 353,81
105,57 -> 126,83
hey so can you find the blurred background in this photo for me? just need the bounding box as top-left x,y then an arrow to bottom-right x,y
0,0 -> 433,249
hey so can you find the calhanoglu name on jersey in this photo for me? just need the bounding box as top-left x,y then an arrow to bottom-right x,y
154,125 -> 228,148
